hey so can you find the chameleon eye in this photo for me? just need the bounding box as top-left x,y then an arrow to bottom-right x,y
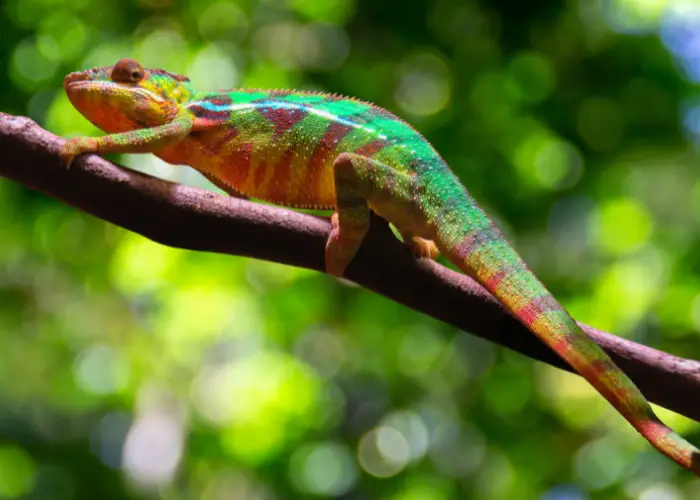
111,58 -> 145,83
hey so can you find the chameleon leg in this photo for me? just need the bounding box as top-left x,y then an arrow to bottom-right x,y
326,152 -> 424,276
60,114 -> 194,168
398,230 -> 441,260
326,156 -> 370,277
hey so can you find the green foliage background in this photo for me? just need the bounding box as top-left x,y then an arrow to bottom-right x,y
2,0 -> 700,498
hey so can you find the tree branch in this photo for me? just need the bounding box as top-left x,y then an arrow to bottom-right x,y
2,112 -> 699,422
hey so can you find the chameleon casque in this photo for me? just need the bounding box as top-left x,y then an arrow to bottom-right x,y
61,58 -> 700,475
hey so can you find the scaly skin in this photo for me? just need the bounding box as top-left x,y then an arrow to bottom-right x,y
61,59 -> 700,475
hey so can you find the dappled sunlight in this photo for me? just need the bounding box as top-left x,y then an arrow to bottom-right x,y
358,426 -> 411,477
122,410 -> 185,488
395,53 -> 452,118
574,436 -> 634,490
73,343 -> 130,395
288,441 -> 358,495
0,446 -> 36,498
191,350 -> 323,465
536,363 -> 618,430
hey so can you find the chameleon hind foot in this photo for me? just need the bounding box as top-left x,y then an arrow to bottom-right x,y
326,210 -> 369,277
400,231 -> 440,260
327,152 -> 420,276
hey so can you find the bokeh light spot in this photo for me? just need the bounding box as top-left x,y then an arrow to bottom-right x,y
110,234 -> 182,295
574,438 -> 628,490
197,1 -> 248,41
290,0 -> 356,24
508,51 -> 556,103
395,53 -> 452,117
38,13 -> 89,60
252,22 -> 349,70
397,327 -> 445,377
91,412 -> 132,469
391,482 -> 450,500
289,442 -> 358,496
11,38 -> 60,90
661,4 -> 700,82
381,411 -> 429,462
135,29 -> 187,72
638,484 -> 683,500
470,72 -> 522,122
295,24 -> 350,70
358,428 -> 409,477
122,411 -> 184,488
588,250 -> 667,332
542,484 -> 588,500
0,446 -> 36,498
533,140 -> 583,190
189,46 -> 240,90
591,198 -> 653,254
512,128 -> 583,190
603,0 -> 670,34
377,426 -> 411,465
192,351 -> 321,465
74,344 -> 130,395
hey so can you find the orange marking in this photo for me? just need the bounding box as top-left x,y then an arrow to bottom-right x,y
266,148 -> 295,202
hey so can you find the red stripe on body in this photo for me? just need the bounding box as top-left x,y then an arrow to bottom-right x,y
355,139 -> 389,157
208,96 -> 233,106
485,269 -> 508,291
221,142 -> 254,188
298,122 -> 353,203
201,127 -> 239,156
452,226 -> 499,260
259,107 -> 308,139
515,295 -> 558,326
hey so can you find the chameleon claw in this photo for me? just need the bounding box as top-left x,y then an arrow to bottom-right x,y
59,149 -> 76,170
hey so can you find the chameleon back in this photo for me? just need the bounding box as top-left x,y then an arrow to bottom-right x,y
156,90 -> 448,209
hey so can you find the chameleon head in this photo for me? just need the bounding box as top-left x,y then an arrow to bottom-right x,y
63,58 -> 194,133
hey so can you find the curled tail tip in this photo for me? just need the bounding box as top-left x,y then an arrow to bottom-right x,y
639,419 -> 700,476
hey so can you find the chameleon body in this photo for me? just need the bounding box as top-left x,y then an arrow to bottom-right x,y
61,59 -> 700,475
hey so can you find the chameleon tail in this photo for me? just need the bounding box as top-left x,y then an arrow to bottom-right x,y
438,214 -> 700,475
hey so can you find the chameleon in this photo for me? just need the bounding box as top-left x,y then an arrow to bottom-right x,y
60,58 -> 700,475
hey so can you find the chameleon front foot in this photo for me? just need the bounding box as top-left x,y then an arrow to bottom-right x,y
60,137 -> 98,169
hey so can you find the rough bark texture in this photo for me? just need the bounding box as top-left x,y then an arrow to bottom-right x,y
2,112 -> 699,422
